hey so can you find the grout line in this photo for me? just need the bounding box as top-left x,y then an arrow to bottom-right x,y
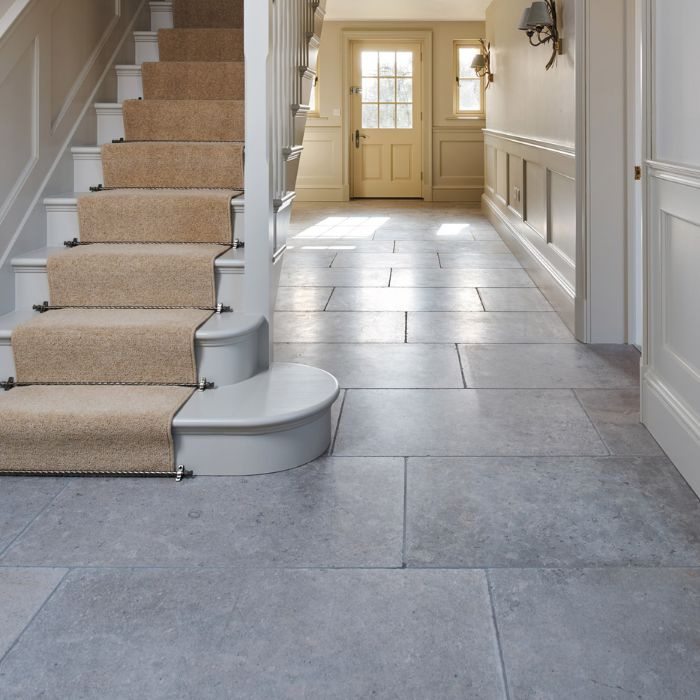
485,570 -> 512,700
572,389 -> 612,456
456,344 -> 468,388
323,287 -> 335,312
388,268 -> 393,288
404,312 -> 408,344
329,389 -> 348,455
402,457 -> 408,569
475,287 -> 486,312
0,567 -> 70,670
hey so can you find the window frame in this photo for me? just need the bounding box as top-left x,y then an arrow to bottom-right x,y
453,40 -> 485,117
308,67 -> 320,117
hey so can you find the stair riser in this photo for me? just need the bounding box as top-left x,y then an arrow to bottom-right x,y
96,105 -> 124,145
13,266 -> 244,313
134,32 -> 159,64
117,66 -> 143,102
150,1 -> 173,31
73,150 -> 103,193
174,411 -> 332,476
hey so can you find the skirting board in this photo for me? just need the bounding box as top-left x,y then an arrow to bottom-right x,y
483,193 -> 576,335
642,369 -> 700,497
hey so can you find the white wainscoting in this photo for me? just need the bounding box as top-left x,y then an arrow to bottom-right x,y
295,123 -> 348,202
482,128 -> 576,332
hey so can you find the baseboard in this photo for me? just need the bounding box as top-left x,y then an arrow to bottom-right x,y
432,187 -> 483,203
294,187 -> 348,202
483,193 -> 576,334
642,368 -> 700,496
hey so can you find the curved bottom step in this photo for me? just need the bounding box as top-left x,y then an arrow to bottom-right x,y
174,362 -> 340,476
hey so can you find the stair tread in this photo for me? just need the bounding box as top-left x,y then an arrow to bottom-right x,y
174,363 -> 339,430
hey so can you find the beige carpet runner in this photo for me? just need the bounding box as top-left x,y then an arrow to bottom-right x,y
0,0 -> 245,476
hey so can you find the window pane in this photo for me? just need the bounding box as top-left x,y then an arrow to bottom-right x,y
396,103 -> 412,129
396,78 -> 413,103
379,51 -> 395,76
362,51 -> 378,77
459,47 -> 479,78
309,82 -> 317,112
379,103 -> 395,128
396,51 -> 413,77
362,104 -> 378,128
459,79 -> 481,111
362,77 -> 378,102
379,78 -> 395,102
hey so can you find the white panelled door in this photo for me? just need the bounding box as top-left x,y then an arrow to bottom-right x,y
351,42 -> 423,198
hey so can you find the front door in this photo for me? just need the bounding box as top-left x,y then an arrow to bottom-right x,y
351,42 -> 423,198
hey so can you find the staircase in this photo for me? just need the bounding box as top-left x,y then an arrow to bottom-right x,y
0,0 -> 337,477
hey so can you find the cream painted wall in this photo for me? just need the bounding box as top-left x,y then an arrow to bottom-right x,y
296,20 -> 486,202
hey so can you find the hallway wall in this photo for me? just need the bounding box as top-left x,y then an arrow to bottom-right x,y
296,20 -> 486,202
481,0 -> 577,331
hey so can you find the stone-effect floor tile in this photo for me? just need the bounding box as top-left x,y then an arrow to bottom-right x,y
282,251 -> 337,268
275,287 -> 333,311
329,389 -> 345,445
0,568 -> 66,658
439,253 -> 522,269
391,268 -> 535,288
489,568 -> 700,700
396,240 -> 511,254
478,287 -> 553,311
0,478 -> 66,554
274,311 -> 405,343
576,388 -> 664,456
275,343 -> 464,388
334,389 -> 607,457
373,228 -> 477,241
332,252 -> 440,268
288,238 -> 395,252
326,287 -> 483,312
409,312 -> 575,344
1,458 -> 403,568
279,268 -> 391,288
459,344 -> 641,389
406,456 -> 700,568
0,568 -> 506,700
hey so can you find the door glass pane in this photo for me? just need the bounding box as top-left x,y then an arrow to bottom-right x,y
396,51 -> 413,77
379,78 -> 395,103
396,78 -> 412,103
362,51 -> 378,77
379,104 -> 395,128
379,51 -> 395,76
396,104 -> 412,129
459,79 -> 481,111
362,77 -> 378,102
362,104 -> 378,129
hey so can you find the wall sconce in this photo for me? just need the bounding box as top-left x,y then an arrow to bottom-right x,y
470,39 -> 494,89
518,0 -> 563,70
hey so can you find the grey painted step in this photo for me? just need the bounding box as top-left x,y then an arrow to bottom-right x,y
0,308 -> 264,387
11,247 -> 246,311
174,362 -> 340,475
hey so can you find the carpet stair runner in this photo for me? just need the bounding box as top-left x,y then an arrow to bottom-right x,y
0,0 -> 246,476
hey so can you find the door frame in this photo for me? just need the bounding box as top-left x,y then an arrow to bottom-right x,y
341,29 -> 433,201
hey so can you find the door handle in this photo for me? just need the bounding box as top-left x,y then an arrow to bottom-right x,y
354,129 -> 367,149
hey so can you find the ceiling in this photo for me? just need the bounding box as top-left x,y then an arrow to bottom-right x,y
324,0 -> 490,22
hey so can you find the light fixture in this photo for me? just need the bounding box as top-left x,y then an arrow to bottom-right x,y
518,0 -> 563,70
470,38 -> 493,88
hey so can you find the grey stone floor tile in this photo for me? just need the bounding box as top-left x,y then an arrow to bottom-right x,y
397,240 -> 511,254
326,286 -> 483,312
0,568 -> 66,658
275,286 -> 333,311
391,268 -> 535,288
489,567 -> 700,700
406,456 -> 700,568
275,343 -> 464,388
373,228 -> 477,241
472,229 -> 504,241
279,267 -> 391,288
459,344 -> 641,389
576,388 -> 664,456
439,253 -> 522,269
478,287 -> 553,311
0,568 -> 506,700
0,478 -> 66,554
282,251 -> 336,268
332,252 -> 440,268
288,238 -> 395,252
1,457 -> 403,568
274,311 -> 405,343
334,389 -> 607,457
409,312 -> 575,344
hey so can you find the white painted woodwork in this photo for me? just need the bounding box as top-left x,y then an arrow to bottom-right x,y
71,146 -> 103,192
116,64 -> 143,101
95,103 -> 124,144
148,1 -> 172,31
641,0 -> 700,495
325,0 -> 490,21
133,31 -> 159,64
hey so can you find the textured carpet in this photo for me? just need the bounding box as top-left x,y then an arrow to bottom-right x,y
158,28 -> 243,62
122,100 -> 244,142
173,0 -> 243,28
48,244 -> 228,309
0,386 -> 192,473
12,309 -> 211,385
78,190 -> 240,243
101,142 -> 244,189
142,61 -> 244,100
